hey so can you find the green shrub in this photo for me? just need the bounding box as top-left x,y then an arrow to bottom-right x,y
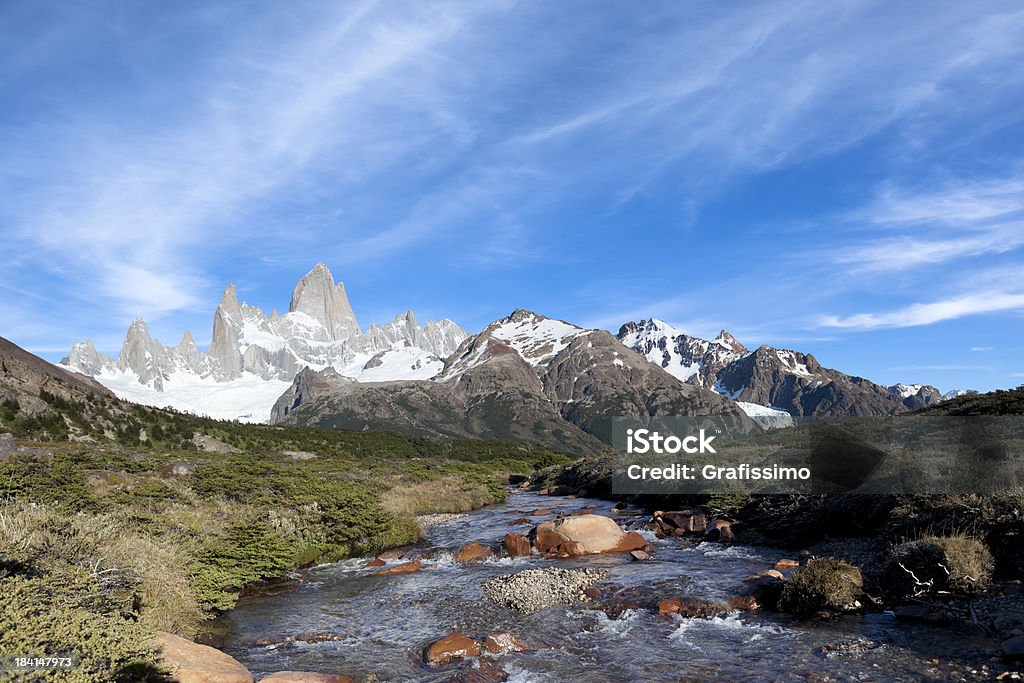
0,568 -> 159,682
781,559 -> 863,615
189,521 -> 294,612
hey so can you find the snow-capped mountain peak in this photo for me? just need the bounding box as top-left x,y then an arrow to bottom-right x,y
61,263 -> 469,421
617,319 -> 747,387
489,309 -> 591,367
713,329 -> 746,354
287,261 -> 360,341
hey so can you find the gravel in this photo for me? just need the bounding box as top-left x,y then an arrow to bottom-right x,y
415,513 -> 468,529
482,567 -> 606,613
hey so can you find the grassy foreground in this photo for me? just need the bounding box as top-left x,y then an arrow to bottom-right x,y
0,417 -> 570,681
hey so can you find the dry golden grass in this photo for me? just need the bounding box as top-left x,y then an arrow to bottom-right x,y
0,503 -> 205,637
381,477 -> 495,517
923,533 -> 993,594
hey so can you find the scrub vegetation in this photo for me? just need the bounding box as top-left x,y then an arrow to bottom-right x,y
0,412 -> 571,681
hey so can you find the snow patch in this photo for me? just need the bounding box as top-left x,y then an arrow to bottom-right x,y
491,316 -> 589,366
88,369 -> 290,423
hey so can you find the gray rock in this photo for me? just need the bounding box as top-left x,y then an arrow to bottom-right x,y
1003,634 -> 1024,662
482,567 -> 606,613
288,262 -> 361,342
0,432 -> 16,457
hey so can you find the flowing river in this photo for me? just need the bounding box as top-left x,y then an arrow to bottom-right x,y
218,492 -> 997,681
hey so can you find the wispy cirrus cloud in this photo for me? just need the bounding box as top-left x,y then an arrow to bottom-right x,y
2,0 -> 1023,395
2,1 -> 501,320
820,291 -> 1024,330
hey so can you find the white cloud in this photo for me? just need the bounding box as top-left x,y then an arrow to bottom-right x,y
4,2 -> 497,319
857,178 -> 1024,227
820,291 -> 1024,330
835,222 -> 1024,272
4,0 -> 1024,354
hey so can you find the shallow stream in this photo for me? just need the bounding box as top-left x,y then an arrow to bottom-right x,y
219,492 -> 997,681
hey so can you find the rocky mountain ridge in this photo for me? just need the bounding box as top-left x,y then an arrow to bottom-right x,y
61,264 -> 468,420
618,318 -> 949,419
273,309 -> 757,454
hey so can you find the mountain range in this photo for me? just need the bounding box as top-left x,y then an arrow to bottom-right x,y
62,264 -> 467,421
618,318 -> 955,420
272,309 -> 755,454
60,264 -> 966,442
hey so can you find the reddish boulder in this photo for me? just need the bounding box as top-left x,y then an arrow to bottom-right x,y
455,542 -> 493,563
511,517 -> 532,524
534,515 -> 639,555
658,511 -> 707,533
729,595 -> 759,612
531,508 -> 552,516
611,532 -> 649,553
366,558 -> 386,568
153,631 -> 253,683
260,673 -> 352,683
375,560 -> 421,575
425,633 -> 480,665
483,632 -> 529,654
774,559 -> 800,570
704,519 -> 735,543
504,533 -> 531,558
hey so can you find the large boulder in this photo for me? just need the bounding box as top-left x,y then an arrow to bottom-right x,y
425,633 -> 480,665
655,511 -> 706,534
504,533 -> 531,558
455,542 -> 493,563
533,515 -> 646,555
153,631 -> 253,683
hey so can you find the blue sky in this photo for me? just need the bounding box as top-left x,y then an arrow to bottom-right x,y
2,1 -> 1023,393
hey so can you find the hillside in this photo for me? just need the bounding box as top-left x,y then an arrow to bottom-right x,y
0,336 -> 572,680
917,385 -> 1024,416
274,310 -> 757,453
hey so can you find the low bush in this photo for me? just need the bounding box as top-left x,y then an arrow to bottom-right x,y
780,559 -> 863,615
882,535 -> 993,599
924,534 -> 993,594
0,568 -> 159,682
189,521 -> 295,612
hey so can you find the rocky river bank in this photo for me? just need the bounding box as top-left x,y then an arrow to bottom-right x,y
184,491 -> 1024,682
